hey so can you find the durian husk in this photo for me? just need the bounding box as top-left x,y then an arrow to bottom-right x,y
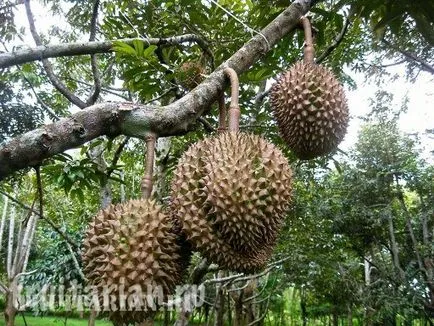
82,199 -> 184,324
171,132 -> 292,273
270,61 -> 349,160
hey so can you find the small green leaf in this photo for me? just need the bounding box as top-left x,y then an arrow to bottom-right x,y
143,45 -> 158,58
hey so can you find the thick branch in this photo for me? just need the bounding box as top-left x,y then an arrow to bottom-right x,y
0,0 -> 314,180
0,34 -> 213,69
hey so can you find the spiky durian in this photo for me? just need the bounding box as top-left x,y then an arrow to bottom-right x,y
82,199 -> 183,325
270,61 -> 349,160
170,132 -> 292,272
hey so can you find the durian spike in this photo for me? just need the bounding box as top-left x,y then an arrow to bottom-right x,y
218,93 -> 227,133
223,67 -> 240,132
141,133 -> 156,199
301,17 -> 315,64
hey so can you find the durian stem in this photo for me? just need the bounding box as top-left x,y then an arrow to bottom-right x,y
141,133 -> 156,199
218,93 -> 227,133
301,17 -> 315,64
223,67 -> 240,132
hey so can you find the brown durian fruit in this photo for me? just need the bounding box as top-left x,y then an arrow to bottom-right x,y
270,61 -> 349,159
177,61 -> 205,90
171,132 -> 292,272
82,199 -> 183,325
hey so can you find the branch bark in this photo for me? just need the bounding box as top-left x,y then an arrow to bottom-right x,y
0,0 -> 314,180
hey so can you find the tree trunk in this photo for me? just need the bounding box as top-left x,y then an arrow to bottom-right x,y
332,312 -> 338,326
214,285 -> 225,326
347,305 -> 353,326
386,211 -> 405,280
300,288 -> 307,326
5,292 -> 17,326
88,309 -> 97,326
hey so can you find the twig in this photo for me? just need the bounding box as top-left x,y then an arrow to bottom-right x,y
0,281 -> 8,294
106,137 -> 130,177
65,239 -> 85,281
86,0 -> 102,106
155,47 -> 183,99
68,77 -> 130,101
23,0 -> 87,108
382,38 -> 434,75
247,296 -> 270,326
316,15 -> 351,64
0,0 -> 24,11
239,124 -> 274,130
144,87 -> 178,104
197,117 -> 216,132
20,69 -> 60,120
204,256 -> 291,285
35,165 -> 43,224
243,274 -> 270,303
1,40 -> 60,120
367,59 -> 407,69
0,189 -> 79,250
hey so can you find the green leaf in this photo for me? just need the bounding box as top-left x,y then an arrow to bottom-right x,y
133,39 -> 145,57
143,45 -> 158,58
112,41 -> 137,56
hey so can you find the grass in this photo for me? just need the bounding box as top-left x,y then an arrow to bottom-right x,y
0,314 -> 113,326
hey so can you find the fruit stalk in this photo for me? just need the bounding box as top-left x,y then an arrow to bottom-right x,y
301,17 -> 315,64
218,94 -> 227,133
223,67 -> 240,132
141,133 -> 156,199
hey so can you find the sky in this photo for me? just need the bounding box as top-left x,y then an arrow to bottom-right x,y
343,69 -> 434,160
9,1 -> 434,161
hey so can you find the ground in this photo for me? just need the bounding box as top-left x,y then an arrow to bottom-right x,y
0,314 -> 112,326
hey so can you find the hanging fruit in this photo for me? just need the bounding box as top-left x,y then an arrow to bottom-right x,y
270,17 -> 349,160
171,68 -> 293,273
82,135 -> 187,325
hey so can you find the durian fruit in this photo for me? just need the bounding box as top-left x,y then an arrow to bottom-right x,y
82,199 -> 183,325
171,132 -> 292,273
270,62 -> 349,159
270,17 -> 349,160
177,61 -> 205,90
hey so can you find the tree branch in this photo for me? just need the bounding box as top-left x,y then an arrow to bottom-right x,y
0,0 -> 314,180
24,0 -> 87,108
86,0 -> 102,106
382,38 -> 434,75
316,15 -> 351,64
0,190 -> 79,250
0,0 -> 24,11
19,68 -> 60,120
0,34 -> 213,69
106,137 -> 130,178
